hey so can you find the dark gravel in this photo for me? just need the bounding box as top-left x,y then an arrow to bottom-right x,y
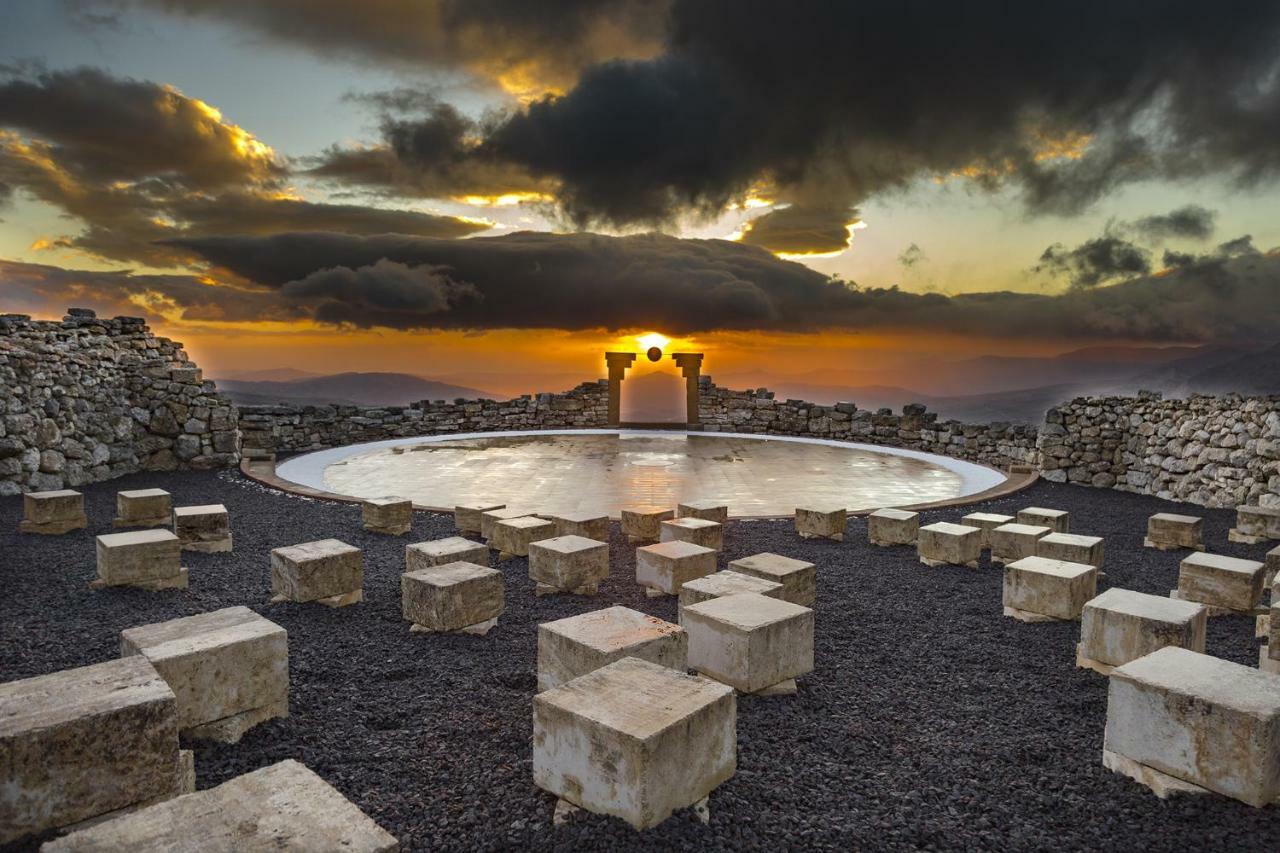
2,468 -> 1277,851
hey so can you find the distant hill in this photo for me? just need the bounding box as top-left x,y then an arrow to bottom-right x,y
216,372 -> 494,407
1182,342 -> 1280,394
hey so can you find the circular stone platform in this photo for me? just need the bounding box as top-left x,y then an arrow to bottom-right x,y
273,430 -> 1008,518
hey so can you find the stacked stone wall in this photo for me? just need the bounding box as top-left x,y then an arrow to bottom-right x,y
0,309 -> 239,495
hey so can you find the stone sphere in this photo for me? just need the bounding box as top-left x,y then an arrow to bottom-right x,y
646,346 -> 662,362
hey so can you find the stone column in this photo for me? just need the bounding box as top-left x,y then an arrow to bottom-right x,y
604,352 -> 637,426
671,353 -> 705,425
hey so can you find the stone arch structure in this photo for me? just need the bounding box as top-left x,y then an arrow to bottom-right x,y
604,350 -> 704,427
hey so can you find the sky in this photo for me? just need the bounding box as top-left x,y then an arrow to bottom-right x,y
2,1 -> 1280,393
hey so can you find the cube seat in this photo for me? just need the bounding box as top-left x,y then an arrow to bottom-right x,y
402,561 -> 504,634
19,489 -> 86,535
660,517 -> 723,552
678,571 -> 784,622
1076,588 -> 1207,675
362,497 -> 412,535
1266,545 -> 1279,588
727,552 -> 816,606
270,539 -> 363,607
551,510 -> 610,540
960,512 -> 1015,548
173,504 -> 232,553
455,501 -> 504,535
0,657 -> 192,845
1036,532 -> 1104,569
480,507 -> 533,541
795,504 -> 846,541
491,516 -> 556,559
1145,513 -> 1204,551
529,535 -> 609,595
1104,647 -> 1280,807
1002,556 -> 1097,622
94,529 -> 187,590
537,606 -> 687,692
621,507 -> 674,543
120,606 -> 288,743
406,536 -> 487,572
636,540 -> 717,596
44,760 -> 398,852
114,489 -> 171,528
990,523 -> 1051,566
677,500 -> 729,524
1016,507 -> 1070,533
1173,552 -> 1265,615
867,508 -> 919,546
533,658 -> 735,830
1229,504 -> 1280,544
683,593 -> 815,695
917,522 -> 982,569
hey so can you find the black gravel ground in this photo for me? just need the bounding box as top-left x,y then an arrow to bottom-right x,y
2,467 -> 1278,851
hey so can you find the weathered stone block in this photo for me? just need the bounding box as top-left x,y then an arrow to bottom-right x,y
406,536 -> 487,572
1077,588 -> 1206,674
867,508 -> 919,546
0,657 -> 189,845
403,561 -> 504,633
491,515 -> 556,559
727,552 -> 816,606
960,512 -> 1014,548
551,510 -> 610,540
620,507 -> 674,542
1016,506 -> 1070,533
95,529 -> 187,590
172,503 -> 232,553
113,489 -> 171,528
677,500 -> 729,524
19,489 -> 86,535
270,539 -> 363,606
1037,532 -> 1105,568
677,571 -> 784,622
1002,556 -> 1097,622
1230,504 -> 1280,544
455,501 -> 504,534
120,606 -> 288,742
660,517 -> 723,551
1144,513 -> 1204,551
683,593 -> 814,694
1266,545 -> 1279,589
795,504 -> 846,540
480,507 -> 533,541
1174,552 -> 1265,614
917,522 -> 982,569
532,657 -> 734,830
362,497 -> 412,535
990,523 -> 1051,566
529,535 -> 609,595
537,606 -> 687,692
636,540 -> 717,596
44,760 -> 398,852
1104,647 -> 1280,807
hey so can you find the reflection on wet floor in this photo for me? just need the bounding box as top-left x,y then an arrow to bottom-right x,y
322,433 -> 972,517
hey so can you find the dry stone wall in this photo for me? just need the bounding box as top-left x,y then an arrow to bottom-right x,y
0,309 -> 239,495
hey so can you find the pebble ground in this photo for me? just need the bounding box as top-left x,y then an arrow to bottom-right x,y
1,467 -> 1278,851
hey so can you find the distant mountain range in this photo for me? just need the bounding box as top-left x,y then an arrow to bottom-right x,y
214,372 -> 494,407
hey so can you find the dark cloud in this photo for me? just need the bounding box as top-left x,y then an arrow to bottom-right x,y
1130,205 -> 1217,242
280,259 -> 481,327
1163,234 -> 1260,270
736,206 -> 861,255
1033,237 -> 1152,290
898,244 -> 927,269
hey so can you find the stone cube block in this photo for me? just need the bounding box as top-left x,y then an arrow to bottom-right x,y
480,507 -> 533,541
867,508 -> 919,546
795,504 -> 846,540
114,489 -> 171,528
455,501 -> 504,534
1145,513 -> 1204,551
537,606 -> 687,691
44,760 -> 398,852
683,593 -> 815,694
0,657 -> 190,845
529,535 -> 609,595
1174,552 -> 1265,614
1002,556 -> 1097,622
532,657 -> 735,830
621,507 -> 675,542
990,523 -> 1051,566
19,489 -> 86,535
1104,647 -> 1280,807
960,512 -> 1015,548
917,522 -> 982,569
491,515 -> 556,559
636,540 -> 717,596
728,552 -> 816,606
403,561 -> 504,634
120,606 -> 288,742
270,539 -> 363,606
1229,504 -> 1280,544
1266,545 -> 1279,589
1016,506 -> 1070,533
94,529 -> 187,590
406,536 -> 487,572
678,571 -> 784,621
1076,588 -> 1207,675
362,497 -> 412,535
1037,532 -> 1105,568
172,504 -> 232,553
551,510 -> 610,540
678,500 -> 729,524
660,517 -> 723,551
